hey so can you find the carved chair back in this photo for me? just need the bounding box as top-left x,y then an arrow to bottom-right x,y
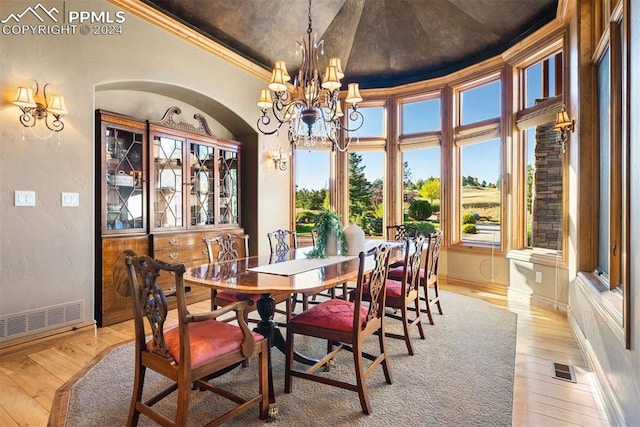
267,229 -> 298,253
386,224 -> 419,241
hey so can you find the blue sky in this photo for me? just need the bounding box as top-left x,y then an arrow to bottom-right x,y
296,75 -> 543,190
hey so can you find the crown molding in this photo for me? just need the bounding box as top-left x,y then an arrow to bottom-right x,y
108,0 -> 271,82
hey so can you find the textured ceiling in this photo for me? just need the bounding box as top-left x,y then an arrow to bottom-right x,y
142,0 -> 558,89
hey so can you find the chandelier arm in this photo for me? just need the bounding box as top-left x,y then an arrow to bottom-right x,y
256,115 -> 280,136
339,108 -> 365,133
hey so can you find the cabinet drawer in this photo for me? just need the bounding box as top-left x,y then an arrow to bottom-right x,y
154,233 -> 206,250
154,246 -> 208,264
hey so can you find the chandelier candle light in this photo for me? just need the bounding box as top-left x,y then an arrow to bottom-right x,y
256,0 -> 364,152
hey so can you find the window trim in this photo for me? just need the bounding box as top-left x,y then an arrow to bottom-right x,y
450,72 -> 504,251
583,0 -> 629,349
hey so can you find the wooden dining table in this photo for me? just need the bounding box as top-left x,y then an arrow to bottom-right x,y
184,241 -> 404,420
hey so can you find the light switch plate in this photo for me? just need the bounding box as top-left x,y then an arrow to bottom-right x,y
15,190 -> 36,207
62,192 -> 79,207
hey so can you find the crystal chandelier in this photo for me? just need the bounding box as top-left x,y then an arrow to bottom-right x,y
256,0 -> 364,152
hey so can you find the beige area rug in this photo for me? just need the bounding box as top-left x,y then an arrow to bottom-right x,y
52,291 -> 516,426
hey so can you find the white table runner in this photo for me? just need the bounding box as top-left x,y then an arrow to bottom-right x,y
248,255 -> 355,276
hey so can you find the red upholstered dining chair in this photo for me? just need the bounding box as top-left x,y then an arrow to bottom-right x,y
204,233 -> 251,310
123,250 -> 268,426
366,235 -> 426,355
422,230 -> 444,324
386,224 -> 419,267
267,229 -> 298,253
267,229 -> 312,312
203,234 -> 292,322
284,244 -> 393,415
387,230 -> 443,324
386,224 -> 419,241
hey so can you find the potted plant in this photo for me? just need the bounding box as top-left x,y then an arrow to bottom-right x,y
306,210 -> 348,258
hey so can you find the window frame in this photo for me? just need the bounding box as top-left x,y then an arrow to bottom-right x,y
510,37 -> 568,265
451,71 -> 505,251
592,4 -> 624,292
583,0 -> 630,349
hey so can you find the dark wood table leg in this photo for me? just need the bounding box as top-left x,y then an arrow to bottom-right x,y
254,293 -> 279,421
254,293 -> 321,421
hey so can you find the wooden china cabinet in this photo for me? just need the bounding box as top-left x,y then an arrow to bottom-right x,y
95,107 -> 242,326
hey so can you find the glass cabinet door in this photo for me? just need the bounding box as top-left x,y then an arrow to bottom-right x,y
104,126 -> 144,232
152,134 -> 184,229
219,149 -> 239,224
189,143 -> 215,226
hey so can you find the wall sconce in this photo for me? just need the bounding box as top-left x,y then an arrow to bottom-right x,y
13,81 -> 68,132
552,105 -> 575,153
270,146 -> 288,171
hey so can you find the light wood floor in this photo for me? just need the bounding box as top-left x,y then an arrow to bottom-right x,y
0,285 -> 611,426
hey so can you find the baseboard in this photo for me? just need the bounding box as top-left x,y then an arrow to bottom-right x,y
0,321 -> 96,358
441,275 -> 508,296
567,310 -> 626,426
507,286 -> 568,314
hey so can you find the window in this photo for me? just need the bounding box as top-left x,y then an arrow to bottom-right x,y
454,76 -> 502,247
588,0 -> 628,347
597,47 -> 611,277
348,151 -> 384,236
294,149 -> 330,237
515,47 -> 565,253
595,13 -> 624,291
401,98 -> 441,135
460,80 -> 501,125
459,138 -> 502,244
524,53 -> 562,108
522,124 -> 564,251
349,105 -> 385,137
398,94 -> 442,233
402,147 -> 441,229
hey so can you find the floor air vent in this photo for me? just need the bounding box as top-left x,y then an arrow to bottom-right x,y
551,362 -> 576,383
0,300 -> 84,342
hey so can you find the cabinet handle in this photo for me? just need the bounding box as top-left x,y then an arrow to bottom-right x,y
169,252 -> 178,260
169,238 -> 178,246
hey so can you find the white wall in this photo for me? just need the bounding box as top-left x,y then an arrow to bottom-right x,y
0,0 -> 289,334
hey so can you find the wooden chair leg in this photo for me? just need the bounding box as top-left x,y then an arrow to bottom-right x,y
433,281 -> 443,314
421,285 -> 435,325
128,364 -> 145,426
415,298 -> 426,340
400,306 -> 414,356
210,289 -> 218,311
353,343 -> 371,415
377,327 -> 392,385
175,377 -> 191,426
284,329 -> 294,393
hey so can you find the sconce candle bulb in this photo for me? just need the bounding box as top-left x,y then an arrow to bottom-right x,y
552,104 -> 575,154
270,146 -> 289,171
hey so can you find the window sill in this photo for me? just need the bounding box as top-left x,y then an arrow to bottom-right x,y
449,241 -> 503,255
575,272 -> 624,347
507,248 -> 566,268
